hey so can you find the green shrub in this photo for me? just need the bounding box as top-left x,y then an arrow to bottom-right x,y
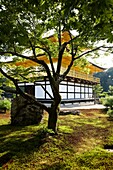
99,92 -> 108,98
101,96 -> 113,109
107,109 -> 113,118
0,99 -> 11,110
101,96 -> 113,118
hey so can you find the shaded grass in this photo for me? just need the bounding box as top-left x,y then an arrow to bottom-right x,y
0,109 -> 113,169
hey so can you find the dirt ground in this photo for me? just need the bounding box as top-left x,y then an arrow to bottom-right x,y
0,111 -> 11,119
0,108 -> 105,119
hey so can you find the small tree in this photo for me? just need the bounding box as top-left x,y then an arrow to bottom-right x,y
108,85 -> 113,96
93,84 -> 103,98
101,96 -> 113,109
0,99 -> 11,110
101,86 -> 113,118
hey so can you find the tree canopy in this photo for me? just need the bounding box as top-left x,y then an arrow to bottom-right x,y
0,0 -> 113,132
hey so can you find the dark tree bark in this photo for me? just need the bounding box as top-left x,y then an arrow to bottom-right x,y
47,79 -> 61,133
48,102 -> 60,133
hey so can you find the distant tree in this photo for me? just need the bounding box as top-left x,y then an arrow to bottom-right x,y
0,0 -> 113,133
108,85 -> 113,96
95,67 -> 113,91
93,84 -> 103,98
101,85 -> 113,118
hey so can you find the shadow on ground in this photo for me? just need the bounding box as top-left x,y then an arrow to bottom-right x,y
0,124 -> 48,167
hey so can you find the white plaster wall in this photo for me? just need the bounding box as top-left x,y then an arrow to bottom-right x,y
89,88 -> 93,93
85,87 -> 88,92
26,81 -> 94,100
68,85 -> 74,92
75,86 -> 80,92
68,93 -> 74,99
18,83 -> 25,86
46,85 -> 53,99
60,93 -> 67,99
59,85 -> 67,92
61,81 -> 67,84
75,93 -> 80,98
85,94 -> 89,98
35,86 -> 45,98
81,93 -> 85,98
68,82 -> 74,85
81,87 -> 84,92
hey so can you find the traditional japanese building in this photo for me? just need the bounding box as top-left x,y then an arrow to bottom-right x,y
18,61 -> 104,104
17,32 -> 105,104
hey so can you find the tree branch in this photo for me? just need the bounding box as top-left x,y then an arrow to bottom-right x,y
56,42 -> 68,74
60,45 -> 113,81
0,53 -> 45,64
74,46 -> 104,60
18,74 -> 28,80
39,84 -> 53,100
17,18 -> 37,58
35,45 -> 56,75
0,51 -> 32,59
60,48 -> 78,81
58,20 -> 61,48
56,34 -> 80,75
0,68 -> 49,112
0,51 -> 53,83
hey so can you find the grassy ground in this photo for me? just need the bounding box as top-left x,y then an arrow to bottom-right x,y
0,109 -> 113,170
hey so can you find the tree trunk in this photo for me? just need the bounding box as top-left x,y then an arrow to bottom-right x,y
48,103 -> 60,133
47,77 -> 61,133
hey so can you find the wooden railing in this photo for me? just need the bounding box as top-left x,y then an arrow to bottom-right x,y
61,68 -> 100,83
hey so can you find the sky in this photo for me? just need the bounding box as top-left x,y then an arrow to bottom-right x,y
88,54 -> 113,69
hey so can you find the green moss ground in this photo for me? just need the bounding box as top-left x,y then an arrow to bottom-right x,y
0,109 -> 113,170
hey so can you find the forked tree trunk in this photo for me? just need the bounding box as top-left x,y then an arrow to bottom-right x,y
48,102 -> 60,133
